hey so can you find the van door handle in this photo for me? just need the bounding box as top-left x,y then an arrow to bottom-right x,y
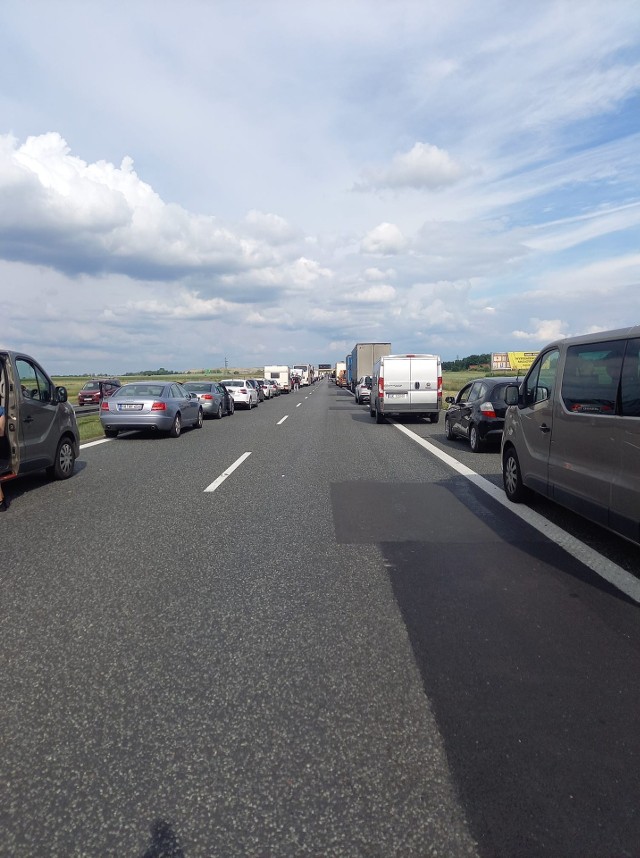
539,423 -> 551,433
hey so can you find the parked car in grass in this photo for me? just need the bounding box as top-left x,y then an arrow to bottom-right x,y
182,381 -> 234,418
444,376 -> 514,451
219,379 -> 259,409
77,378 -> 121,405
99,381 -> 203,438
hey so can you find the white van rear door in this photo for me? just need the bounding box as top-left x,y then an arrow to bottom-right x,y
383,358 -> 410,404
409,358 -> 438,408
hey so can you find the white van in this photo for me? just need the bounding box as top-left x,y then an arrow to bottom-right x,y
370,354 -> 442,423
501,325 -> 640,544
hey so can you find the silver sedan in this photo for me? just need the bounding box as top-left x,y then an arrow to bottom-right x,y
99,381 -> 203,438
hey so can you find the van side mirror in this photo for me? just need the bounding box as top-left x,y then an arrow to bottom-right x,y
505,384 -> 519,406
55,386 -> 68,403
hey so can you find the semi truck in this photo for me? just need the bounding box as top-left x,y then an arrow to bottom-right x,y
350,342 -> 392,392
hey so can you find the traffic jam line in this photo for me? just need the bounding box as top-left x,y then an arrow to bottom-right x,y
392,420 -> 640,605
204,452 -> 252,493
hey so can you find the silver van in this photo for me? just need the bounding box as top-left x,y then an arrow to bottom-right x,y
0,350 -> 80,486
501,326 -> 640,544
370,354 -> 442,423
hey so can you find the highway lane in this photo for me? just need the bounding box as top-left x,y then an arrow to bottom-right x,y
1,379 -> 640,856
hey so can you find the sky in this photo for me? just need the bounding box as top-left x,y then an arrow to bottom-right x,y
1,0 -> 639,374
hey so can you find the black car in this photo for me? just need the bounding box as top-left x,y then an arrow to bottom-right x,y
444,376 -> 515,452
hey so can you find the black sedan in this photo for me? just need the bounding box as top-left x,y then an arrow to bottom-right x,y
444,376 -> 515,452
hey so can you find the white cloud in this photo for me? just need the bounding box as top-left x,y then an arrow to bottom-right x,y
361,223 -> 407,255
353,284 -> 396,302
512,319 -> 569,342
356,142 -> 475,192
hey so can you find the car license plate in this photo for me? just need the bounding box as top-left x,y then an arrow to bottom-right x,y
119,403 -> 143,410
386,393 -> 406,399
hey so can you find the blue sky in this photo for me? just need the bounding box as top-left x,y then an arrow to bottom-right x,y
1,0 -> 639,373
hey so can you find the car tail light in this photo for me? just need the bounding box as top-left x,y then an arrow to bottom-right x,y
151,401 -> 167,411
100,401 -> 110,411
239,388 -> 247,393
202,394 -> 213,400
480,401 -> 496,418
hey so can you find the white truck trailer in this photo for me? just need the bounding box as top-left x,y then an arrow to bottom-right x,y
264,365 -> 291,393
370,353 -> 442,423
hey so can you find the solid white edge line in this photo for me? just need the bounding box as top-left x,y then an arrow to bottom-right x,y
391,420 -> 640,604
277,415 -> 289,425
204,451 -> 252,493
80,438 -> 111,450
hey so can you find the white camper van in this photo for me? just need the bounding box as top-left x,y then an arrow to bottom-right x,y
370,354 -> 442,423
264,365 -> 291,393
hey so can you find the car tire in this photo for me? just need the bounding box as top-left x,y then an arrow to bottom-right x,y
229,400 -> 234,415
503,446 -> 531,503
195,408 -> 204,429
445,416 -> 455,440
46,437 -> 76,480
469,424 -> 484,452
216,404 -> 223,419
104,429 -> 119,439
355,393 -> 360,404
169,413 -> 181,438
248,399 -> 252,410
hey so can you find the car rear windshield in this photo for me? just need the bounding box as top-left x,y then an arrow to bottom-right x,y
184,383 -> 211,392
82,382 -> 101,390
117,385 -> 165,398
224,380 -> 245,387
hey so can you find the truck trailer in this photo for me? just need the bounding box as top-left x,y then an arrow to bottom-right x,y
350,342 -> 392,392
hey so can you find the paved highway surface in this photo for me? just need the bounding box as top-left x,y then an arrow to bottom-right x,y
2,379 -> 639,857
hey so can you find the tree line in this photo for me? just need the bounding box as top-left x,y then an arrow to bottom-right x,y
442,354 -> 491,372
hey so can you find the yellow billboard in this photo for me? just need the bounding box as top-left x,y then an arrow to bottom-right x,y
491,351 -> 539,372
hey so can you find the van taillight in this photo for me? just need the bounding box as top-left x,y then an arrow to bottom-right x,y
378,376 -> 384,397
437,375 -> 442,402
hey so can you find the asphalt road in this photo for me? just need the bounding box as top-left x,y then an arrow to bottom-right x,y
2,380 -> 639,857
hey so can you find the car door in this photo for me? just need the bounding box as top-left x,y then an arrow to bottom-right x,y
15,357 -> 59,470
450,383 -> 472,436
515,348 -> 559,497
173,383 -> 196,425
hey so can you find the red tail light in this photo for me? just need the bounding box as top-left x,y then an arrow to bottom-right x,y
151,401 -> 167,411
100,401 -> 109,411
437,375 -> 443,403
202,394 -> 213,400
239,388 -> 247,393
378,376 -> 384,398
480,402 -> 496,418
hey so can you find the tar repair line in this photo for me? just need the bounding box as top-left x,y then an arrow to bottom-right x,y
204,452 -> 252,493
391,420 -> 640,604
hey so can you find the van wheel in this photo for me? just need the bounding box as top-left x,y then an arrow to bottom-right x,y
47,437 -> 76,480
469,424 -> 484,452
370,404 -> 375,419
375,403 -> 384,424
429,412 -> 439,424
503,447 -> 530,502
